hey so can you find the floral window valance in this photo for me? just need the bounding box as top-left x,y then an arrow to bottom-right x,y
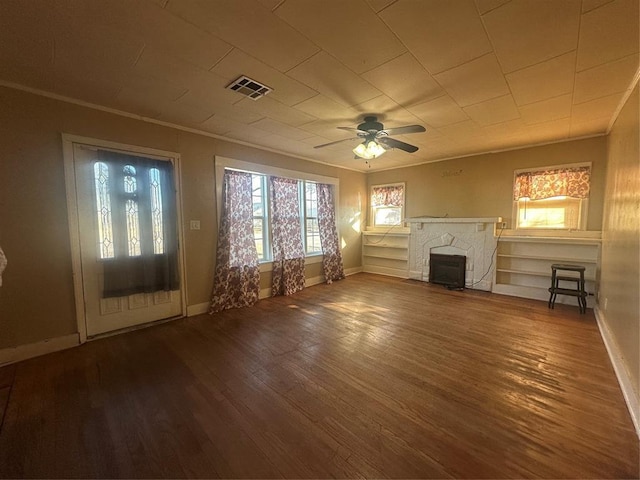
513,166 -> 591,201
372,185 -> 404,207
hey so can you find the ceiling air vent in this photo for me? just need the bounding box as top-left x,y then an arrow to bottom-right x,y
226,75 -> 273,100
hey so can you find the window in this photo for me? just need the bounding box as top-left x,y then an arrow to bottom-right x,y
92,158 -> 171,259
252,174 -> 268,260
371,183 -> 405,227
303,182 -> 322,254
230,170 -> 333,262
513,163 -> 590,230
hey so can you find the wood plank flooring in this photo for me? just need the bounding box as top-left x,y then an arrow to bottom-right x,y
0,273 -> 637,478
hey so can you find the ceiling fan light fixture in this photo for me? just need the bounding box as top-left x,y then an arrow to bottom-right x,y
353,140 -> 385,159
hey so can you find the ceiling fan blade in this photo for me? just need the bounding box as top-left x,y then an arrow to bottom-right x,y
378,137 -> 419,153
378,125 -> 426,136
314,136 -> 361,149
337,126 -> 369,135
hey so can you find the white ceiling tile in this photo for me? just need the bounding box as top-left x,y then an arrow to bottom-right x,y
225,124 -> 275,144
134,47 -> 210,91
362,53 -> 445,107
350,96 -> 423,128
572,92 -> 625,121
482,0 -> 581,73
157,98 -> 215,126
408,95 -> 470,128
527,118 -> 572,143
298,120 -> 359,141
474,0 -> 511,15
364,0 -> 397,13
437,120 -> 483,140
113,86 -> 165,119
463,95 -> 520,126
574,54 -> 639,104
380,0 -> 492,74
200,114 -> 243,135
251,118 -> 315,141
434,54 -> 510,107
518,94 -> 573,125
177,72 -> 241,111
293,95 -> 358,122
62,0 -> 233,71
577,0 -> 640,71
53,25 -> 143,80
569,115 -> 611,136
582,0 -> 615,13
166,0 -> 320,73
235,96 -> 317,127
257,0 -> 284,11
210,49 -> 317,107
480,118 -> 531,140
119,74 -> 188,105
275,0 -> 405,74
288,52 -> 382,107
506,52 -> 576,106
0,32 -> 54,91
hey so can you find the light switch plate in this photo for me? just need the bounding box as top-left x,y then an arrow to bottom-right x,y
190,220 -> 200,230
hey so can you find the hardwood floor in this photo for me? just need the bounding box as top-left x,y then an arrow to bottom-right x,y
0,273 -> 637,478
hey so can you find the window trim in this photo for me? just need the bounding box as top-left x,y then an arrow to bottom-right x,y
512,162 -> 591,232
214,156 -> 339,270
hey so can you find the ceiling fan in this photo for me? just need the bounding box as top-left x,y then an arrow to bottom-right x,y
314,115 -> 426,160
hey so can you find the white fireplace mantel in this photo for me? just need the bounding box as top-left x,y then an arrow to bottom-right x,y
406,217 -> 502,291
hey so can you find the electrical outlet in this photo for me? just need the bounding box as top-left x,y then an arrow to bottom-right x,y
500,222 -> 507,229
190,220 -> 201,230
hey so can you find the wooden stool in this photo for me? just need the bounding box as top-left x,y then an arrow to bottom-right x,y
548,264 -> 587,314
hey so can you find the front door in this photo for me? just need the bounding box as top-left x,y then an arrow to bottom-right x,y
72,142 -> 183,337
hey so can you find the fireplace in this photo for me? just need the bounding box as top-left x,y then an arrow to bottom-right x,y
429,253 -> 466,289
406,217 -> 501,291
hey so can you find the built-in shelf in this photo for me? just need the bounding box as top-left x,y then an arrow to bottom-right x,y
362,228 -> 409,278
492,234 -> 601,308
497,254 -> 597,264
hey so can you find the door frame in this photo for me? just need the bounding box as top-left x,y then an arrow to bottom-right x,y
62,133 -> 188,343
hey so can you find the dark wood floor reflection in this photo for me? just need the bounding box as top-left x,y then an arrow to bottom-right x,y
0,273 -> 637,478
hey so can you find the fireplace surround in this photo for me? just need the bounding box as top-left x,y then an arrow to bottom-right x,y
406,217 -> 501,291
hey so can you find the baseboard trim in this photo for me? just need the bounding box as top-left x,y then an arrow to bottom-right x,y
187,302 -> 210,317
345,267 -> 363,276
594,306 -> 640,438
0,334 -> 80,367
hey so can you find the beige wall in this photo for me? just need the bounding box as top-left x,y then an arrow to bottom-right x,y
0,87 -> 366,349
367,136 -> 607,230
600,84 -> 640,397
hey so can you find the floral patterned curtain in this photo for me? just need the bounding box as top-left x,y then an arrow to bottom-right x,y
209,170 -> 260,313
371,185 -> 404,207
513,166 -> 591,200
270,176 -> 306,296
317,183 -> 345,284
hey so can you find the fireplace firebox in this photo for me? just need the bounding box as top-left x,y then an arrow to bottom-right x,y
429,253 -> 466,289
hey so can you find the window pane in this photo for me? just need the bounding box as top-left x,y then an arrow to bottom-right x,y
125,199 -> 141,256
123,165 -> 137,193
251,173 -> 268,260
374,206 -> 402,226
516,197 -> 581,229
149,168 -> 164,254
253,218 -> 264,258
93,162 -> 114,259
305,182 -> 318,217
306,218 -> 321,253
